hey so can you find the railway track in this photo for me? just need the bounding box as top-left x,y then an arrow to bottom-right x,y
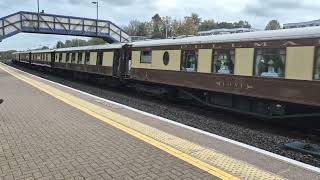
8,62 -> 320,167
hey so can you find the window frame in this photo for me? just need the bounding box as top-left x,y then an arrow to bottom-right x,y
313,47 -> 320,80
212,49 -> 235,75
85,51 -> 90,64
66,53 -> 70,63
59,53 -> 62,62
77,52 -> 83,64
253,48 -> 286,78
140,50 -> 152,64
71,52 -> 76,63
96,51 -> 103,66
163,51 -> 170,66
180,50 -> 198,73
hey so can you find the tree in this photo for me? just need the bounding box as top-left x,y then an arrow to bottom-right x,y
191,13 -> 201,30
265,20 -> 281,30
87,38 -> 105,45
183,16 -> 197,35
124,20 -> 140,36
0,50 -> 16,61
136,22 -> 150,36
199,20 -> 252,32
199,20 -> 217,31
171,19 -> 183,37
151,14 -> 163,39
161,16 -> 172,38
51,13 -> 254,43
233,20 -> 251,28
40,46 -> 49,50
56,41 -> 64,48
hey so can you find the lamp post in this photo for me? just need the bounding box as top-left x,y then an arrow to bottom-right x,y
37,0 -> 40,30
160,18 -> 169,39
92,1 -> 99,35
37,0 -> 40,14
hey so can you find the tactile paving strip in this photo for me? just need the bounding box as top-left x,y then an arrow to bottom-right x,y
1,64 -> 285,180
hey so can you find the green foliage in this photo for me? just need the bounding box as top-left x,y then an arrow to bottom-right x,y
0,50 -> 16,61
40,46 -> 49,50
124,20 -> 151,37
54,13 -> 253,47
198,20 -> 251,31
152,14 -> 164,39
55,38 -> 105,49
123,13 -> 252,39
265,20 -> 281,30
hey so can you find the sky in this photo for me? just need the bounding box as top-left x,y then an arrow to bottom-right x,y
0,0 -> 319,51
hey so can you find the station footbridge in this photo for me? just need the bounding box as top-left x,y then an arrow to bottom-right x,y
0,11 -> 130,43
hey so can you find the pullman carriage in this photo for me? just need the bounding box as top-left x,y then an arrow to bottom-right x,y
13,26 -> 320,118
129,27 -> 320,117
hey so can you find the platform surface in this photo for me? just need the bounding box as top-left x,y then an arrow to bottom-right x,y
0,63 -> 319,180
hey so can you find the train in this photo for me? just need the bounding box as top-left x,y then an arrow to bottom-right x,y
12,26 -> 320,119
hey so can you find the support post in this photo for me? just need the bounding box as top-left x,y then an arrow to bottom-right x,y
37,0 -> 40,30
96,1 -> 99,35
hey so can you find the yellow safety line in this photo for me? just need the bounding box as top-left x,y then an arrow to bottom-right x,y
0,64 -> 239,180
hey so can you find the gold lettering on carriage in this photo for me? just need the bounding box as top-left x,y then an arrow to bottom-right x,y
254,42 -> 267,47
212,44 -> 222,48
216,81 -> 253,90
232,43 -> 242,48
282,41 -> 298,46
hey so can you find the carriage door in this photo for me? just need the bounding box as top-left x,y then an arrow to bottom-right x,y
112,50 -> 120,77
125,48 -> 132,77
51,52 -> 55,68
118,45 -> 131,81
28,52 -> 32,64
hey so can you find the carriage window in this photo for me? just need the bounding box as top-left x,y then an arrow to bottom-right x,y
78,53 -> 83,64
254,48 -> 286,78
163,51 -> 170,65
213,49 -> 235,74
140,50 -> 152,64
71,53 -> 76,63
85,52 -> 90,64
314,48 -> 320,80
96,51 -> 103,66
181,50 -> 198,72
59,53 -> 62,62
66,53 -> 70,62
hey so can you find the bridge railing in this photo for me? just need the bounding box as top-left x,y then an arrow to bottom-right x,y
0,11 -> 131,43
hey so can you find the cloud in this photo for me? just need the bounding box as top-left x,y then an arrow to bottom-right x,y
1,0 -> 320,51
64,0 -> 155,7
243,0 -> 320,17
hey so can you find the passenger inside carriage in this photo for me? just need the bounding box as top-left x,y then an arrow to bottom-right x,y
181,50 -> 197,72
213,49 -> 235,74
255,48 -> 285,78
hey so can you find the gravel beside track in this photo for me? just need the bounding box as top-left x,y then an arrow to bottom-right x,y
9,62 -> 320,167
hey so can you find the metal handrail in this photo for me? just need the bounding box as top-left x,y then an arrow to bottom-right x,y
0,11 -> 130,43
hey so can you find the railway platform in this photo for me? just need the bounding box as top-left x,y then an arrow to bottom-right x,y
0,62 -> 319,180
